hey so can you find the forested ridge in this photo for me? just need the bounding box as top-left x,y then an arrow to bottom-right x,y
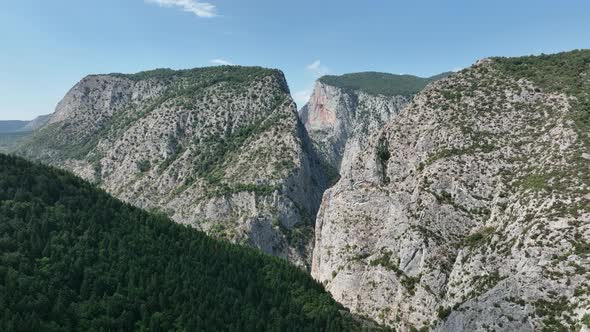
318,71 -> 451,97
0,154 -> 384,331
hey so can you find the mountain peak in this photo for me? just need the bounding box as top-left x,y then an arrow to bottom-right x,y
15,65 -> 325,268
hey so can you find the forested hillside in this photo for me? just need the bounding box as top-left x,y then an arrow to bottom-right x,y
0,154 -> 383,331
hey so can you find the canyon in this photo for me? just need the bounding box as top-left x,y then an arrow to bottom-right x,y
10,50 -> 590,331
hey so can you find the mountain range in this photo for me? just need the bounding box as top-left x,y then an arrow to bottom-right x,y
2,49 -> 589,331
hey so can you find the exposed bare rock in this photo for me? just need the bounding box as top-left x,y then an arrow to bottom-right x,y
18,66 -> 328,269
300,72 -> 451,183
300,80 -> 408,178
312,51 -> 590,331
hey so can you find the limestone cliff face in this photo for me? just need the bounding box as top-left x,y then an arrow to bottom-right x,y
19,66 -> 327,268
299,80 -> 409,178
312,53 -> 590,331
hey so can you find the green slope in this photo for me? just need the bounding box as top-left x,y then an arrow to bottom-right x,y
0,154 -> 384,331
493,49 -> 590,201
493,49 -> 590,144
107,65 -> 284,84
318,71 -> 452,97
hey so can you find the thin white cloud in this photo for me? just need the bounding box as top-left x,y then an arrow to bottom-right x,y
306,60 -> 329,77
293,60 -> 330,107
293,89 -> 312,107
210,58 -> 234,66
146,0 -> 217,18
307,60 -> 321,71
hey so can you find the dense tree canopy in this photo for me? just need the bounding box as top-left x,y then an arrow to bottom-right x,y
0,154 -> 383,331
108,65 -> 284,86
318,72 -> 451,97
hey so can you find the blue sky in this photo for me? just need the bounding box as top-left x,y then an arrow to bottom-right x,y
1,0 -> 589,120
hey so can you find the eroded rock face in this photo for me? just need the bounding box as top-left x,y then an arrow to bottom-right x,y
299,81 -> 409,176
19,67 -> 327,268
312,56 -> 590,331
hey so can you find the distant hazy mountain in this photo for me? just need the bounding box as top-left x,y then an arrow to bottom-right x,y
0,120 -> 29,133
311,50 -> 590,331
0,114 -> 50,133
23,114 -> 51,131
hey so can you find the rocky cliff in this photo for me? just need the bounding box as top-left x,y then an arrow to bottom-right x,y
311,51 -> 590,331
300,72 -> 449,180
18,66 -> 327,268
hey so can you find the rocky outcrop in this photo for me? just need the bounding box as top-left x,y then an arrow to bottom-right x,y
300,72 -> 450,180
299,80 -> 408,182
19,66 -> 328,269
311,51 -> 590,331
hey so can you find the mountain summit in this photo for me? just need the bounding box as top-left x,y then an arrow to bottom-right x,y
17,66 -> 328,268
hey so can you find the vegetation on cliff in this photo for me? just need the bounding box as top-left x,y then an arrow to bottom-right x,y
318,71 -> 451,97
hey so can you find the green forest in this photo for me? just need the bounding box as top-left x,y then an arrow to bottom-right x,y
0,154 -> 383,331
318,71 -> 450,97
